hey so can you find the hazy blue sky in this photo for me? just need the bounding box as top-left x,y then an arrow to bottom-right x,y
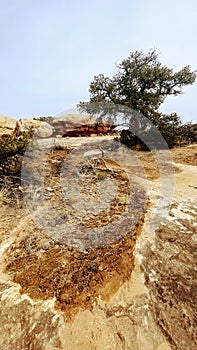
0,0 -> 196,122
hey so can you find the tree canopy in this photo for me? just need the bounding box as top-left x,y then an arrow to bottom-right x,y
78,49 -> 196,148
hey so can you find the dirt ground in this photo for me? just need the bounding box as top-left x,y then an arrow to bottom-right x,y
0,140 -> 196,349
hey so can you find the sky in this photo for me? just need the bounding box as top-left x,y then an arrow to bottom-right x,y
0,0 -> 196,123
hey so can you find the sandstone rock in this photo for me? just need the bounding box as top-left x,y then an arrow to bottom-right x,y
18,119 -> 53,138
34,121 -> 54,138
0,116 -> 19,137
0,143 -> 196,349
141,200 -> 197,350
52,114 -> 116,137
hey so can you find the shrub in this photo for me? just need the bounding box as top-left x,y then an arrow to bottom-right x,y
118,112 -> 180,150
177,122 -> 197,145
0,130 -> 33,160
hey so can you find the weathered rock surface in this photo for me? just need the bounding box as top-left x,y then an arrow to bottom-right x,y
141,201 -> 197,350
52,114 -> 116,136
0,114 -> 116,140
18,118 -> 53,138
0,142 -> 196,349
0,116 -> 19,137
0,116 -> 53,139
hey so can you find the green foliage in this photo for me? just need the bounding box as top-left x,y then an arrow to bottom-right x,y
119,130 -> 146,150
79,49 -> 196,116
93,169 -> 107,180
79,49 -> 196,148
0,131 -> 33,160
177,122 -> 197,144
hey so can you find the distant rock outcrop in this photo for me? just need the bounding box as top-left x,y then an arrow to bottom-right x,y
0,114 -> 116,140
52,114 -> 116,137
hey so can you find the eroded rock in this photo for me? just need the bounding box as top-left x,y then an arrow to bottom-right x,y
0,116 -> 19,137
141,201 -> 197,350
18,118 -> 53,138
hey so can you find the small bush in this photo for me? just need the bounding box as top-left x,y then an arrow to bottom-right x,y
92,168 -> 107,180
177,122 -> 197,145
119,123 -> 180,150
0,130 -> 33,160
96,171 -> 107,181
118,130 -> 149,150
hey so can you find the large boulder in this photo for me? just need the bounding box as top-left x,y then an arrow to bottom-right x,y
0,116 -> 19,137
34,121 -> 54,138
